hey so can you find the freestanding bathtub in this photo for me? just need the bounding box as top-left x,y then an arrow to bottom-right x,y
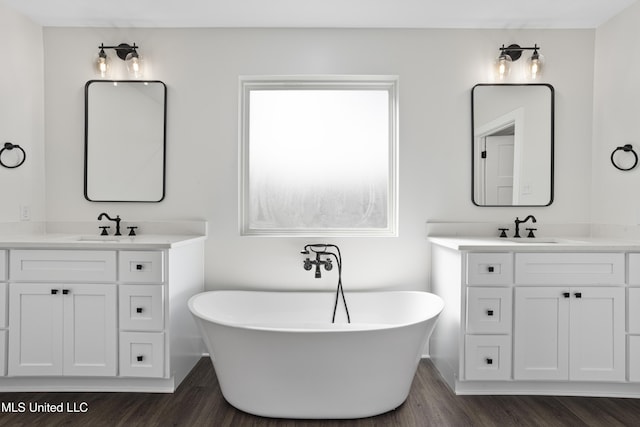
188,290 -> 444,419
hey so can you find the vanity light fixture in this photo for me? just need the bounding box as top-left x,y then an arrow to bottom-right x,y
495,44 -> 544,81
95,43 -> 144,78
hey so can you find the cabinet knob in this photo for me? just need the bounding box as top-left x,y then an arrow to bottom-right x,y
563,292 -> 570,298
574,292 -> 582,299
486,309 -> 494,316
136,307 -> 143,313
486,358 -> 493,365
51,289 -> 59,295
137,355 -> 144,362
136,264 -> 143,270
487,266 -> 495,273
62,289 -> 69,295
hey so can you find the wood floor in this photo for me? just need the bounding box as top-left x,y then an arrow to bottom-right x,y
1,358 -> 640,426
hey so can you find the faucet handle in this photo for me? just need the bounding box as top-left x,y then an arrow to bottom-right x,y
498,228 -> 509,238
127,226 -> 138,236
99,226 -> 110,236
324,258 -> 333,271
303,258 -> 313,271
526,228 -> 537,238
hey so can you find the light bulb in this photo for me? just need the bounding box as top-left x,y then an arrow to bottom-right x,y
126,50 -> 144,78
494,54 -> 512,81
96,49 -> 110,78
527,50 -> 544,80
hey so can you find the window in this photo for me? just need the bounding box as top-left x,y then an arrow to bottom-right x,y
240,76 -> 398,236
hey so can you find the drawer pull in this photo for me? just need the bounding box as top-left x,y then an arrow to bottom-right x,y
51,289 -> 59,295
136,264 -> 143,270
136,307 -> 143,313
137,355 -> 144,362
487,266 -> 495,273
62,289 -> 69,295
574,292 -> 582,299
563,292 -> 570,298
486,358 -> 493,365
486,309 -> 494,316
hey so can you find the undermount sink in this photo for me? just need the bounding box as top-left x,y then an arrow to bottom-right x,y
75,236 -> 123,242
504,238 -> 584,244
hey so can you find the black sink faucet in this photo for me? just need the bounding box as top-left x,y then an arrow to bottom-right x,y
97,212 -> 122,236
514,215 -> 536,238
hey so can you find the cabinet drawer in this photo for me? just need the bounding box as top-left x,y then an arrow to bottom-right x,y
466,253 -> 513,285
466,287 -> 512,334
119,251 -> 164,283
0,283 -> 7,328
0,330 -> 6,376
119,332 -> 164,378
464,335 -> 511,380
630,336 -> 640,382
629,288 -> 640,334
629,254 -> 640,285
119,285 -> 164,331
515,253 -> 625,285
0,250 -> 6,281
10,250 -> 116,282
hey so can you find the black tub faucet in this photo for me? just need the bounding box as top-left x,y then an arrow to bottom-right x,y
302,248 -> 333,279
97,212 -> 122,236
513,215 -> 537,238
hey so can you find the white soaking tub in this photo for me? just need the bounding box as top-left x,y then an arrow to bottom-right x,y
188,290 -> 444,419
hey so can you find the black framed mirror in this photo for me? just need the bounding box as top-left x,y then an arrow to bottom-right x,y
84,80 -> 166,202
471,83 -> 554,207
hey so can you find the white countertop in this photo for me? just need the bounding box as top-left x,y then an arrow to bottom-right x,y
0,233 -> 206,250
428,236 -> 640,251
0,220 -> 207,249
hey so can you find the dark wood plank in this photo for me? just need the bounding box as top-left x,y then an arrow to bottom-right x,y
2,358 -> 640,426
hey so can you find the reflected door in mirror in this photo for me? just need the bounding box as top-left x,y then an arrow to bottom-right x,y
472,84 -> 554,207
85,80 -> 166,202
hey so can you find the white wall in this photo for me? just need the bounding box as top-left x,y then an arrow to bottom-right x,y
0,3 -> 45,222
592,1 -> 640,225
38,27 -> 595,291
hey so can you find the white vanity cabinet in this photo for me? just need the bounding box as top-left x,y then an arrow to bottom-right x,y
0,250 -> 7,376
0,237 -> 205,393
430,239 -> 635,397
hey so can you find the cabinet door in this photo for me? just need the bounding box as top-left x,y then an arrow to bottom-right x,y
0,282 -> 7,328
8,284 -> 64,376
0,250 -> 6,280
629,288 -> 640,334
0,330 -> 6,376
63,284 -> 117,376
569,287 -> 625,381
514,287 -> 569,380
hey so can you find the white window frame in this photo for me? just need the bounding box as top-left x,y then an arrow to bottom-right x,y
239,75 -> 399,237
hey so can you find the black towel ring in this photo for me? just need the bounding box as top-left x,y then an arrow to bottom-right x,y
611,144 -> 638,171
0,142 -> 26,169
